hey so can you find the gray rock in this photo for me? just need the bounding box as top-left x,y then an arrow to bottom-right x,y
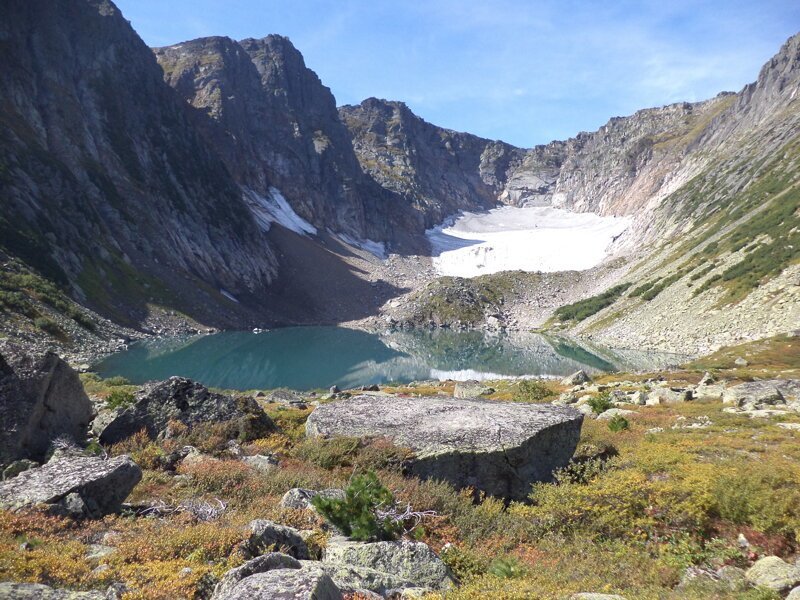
94,377 -> 274,445
693,383 -> 726,401
723,380 -> 789,406
212,553 -> 301,599
597,408 -> 636,420
280,488 -> 346,511
453,380 -> 494,398
561,370 -> 591,386
0,452 -> 141,517
242,454 -> 279,473
788,586 -> 800,600
265,389 -> 308,409
570,594 -> 627,600
306,395 -> 583,500
244,519 -> 310,559
745,556 -> 800,593
734,357 -> 749,367
320,536 -> 453,594
0,344 -> 93,465
645,387 -> 693,405
218,566 -> 343,600
0,582 -> 106,599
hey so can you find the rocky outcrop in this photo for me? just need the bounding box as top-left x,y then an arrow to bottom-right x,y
319,536 -> 453,595
155,36 -> 419,244
94,377 -> 274,445
0,344 -> 92,465
0,0 -> 276,328
340,98 -> 525,227
244,519 -> 310,559
745,556 -> 800,593
306,395 -> 583,500
0,451 -> 141,517
212,553 -> 302,599
0,583 -> 110,599
216,566 -> 343,600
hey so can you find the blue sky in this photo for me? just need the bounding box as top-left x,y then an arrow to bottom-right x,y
116,0 -> 800,148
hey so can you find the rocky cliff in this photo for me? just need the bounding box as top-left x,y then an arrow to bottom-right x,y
0,0 -> 277,327
155,36 -> 421,244
340,98 -> 525,227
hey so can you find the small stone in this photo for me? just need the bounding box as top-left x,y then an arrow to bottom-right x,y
734,357 -> 749,367
561,370 -> 591,386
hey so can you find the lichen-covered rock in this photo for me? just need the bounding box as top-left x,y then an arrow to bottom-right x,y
211,553 -> 301,599
453,380 -> 494,398
0,451 -> 141,517
307,395 -> 582,500
596,408 -> 636,420
319,536 -> 453,594
280,488 -> 346,510
0,582 -> 107,599
94,377 -> 273,445
0,344 -> 92,465
244,520 -> 310,559
723,380 -> 800,407
745,556 -> 800,593
788,586 -> 800,600
217,566 -> 343,600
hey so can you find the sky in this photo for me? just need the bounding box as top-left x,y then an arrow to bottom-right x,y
115,0 -> 800,148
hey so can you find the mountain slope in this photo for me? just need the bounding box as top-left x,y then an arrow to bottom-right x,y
154,36 -> 421,245
0,0 -> 277,328
340,98 -> 526,227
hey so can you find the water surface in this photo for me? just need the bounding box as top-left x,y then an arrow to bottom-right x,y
93,327 -> 685,391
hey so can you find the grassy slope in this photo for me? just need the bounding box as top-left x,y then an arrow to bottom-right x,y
1,337 -> 799,598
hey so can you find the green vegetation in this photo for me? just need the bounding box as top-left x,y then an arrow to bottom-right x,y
516,380 -> 555,402
587,393 -> 614,414
106,389 -> 136,409
311,471 -> 403,541
607,414 -> 630,432
553,283 -> 631,323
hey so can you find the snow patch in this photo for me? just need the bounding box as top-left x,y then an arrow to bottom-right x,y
220,289 -> 239,303
335,232 -> 387,259
243,187 -> 317,236
426,205 -> 630,277
429,368 -> 548,381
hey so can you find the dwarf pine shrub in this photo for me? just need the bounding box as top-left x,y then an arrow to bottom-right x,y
311,471 -> 402,541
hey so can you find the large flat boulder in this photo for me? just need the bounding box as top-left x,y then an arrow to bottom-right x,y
0,583 -> 106,599
306,395 -> 583,500
723,380 -> 800,407
0,343 -> 92,465
94,377 -> 273,444
0,450 -> 141,517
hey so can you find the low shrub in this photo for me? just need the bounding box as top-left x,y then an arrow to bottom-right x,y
587,393 -> 613,414
516,380 -> 555,402
106,389 -> 135,409
312,471 -> 403,541
33,316 -> 62,336
608,415 -> 630,432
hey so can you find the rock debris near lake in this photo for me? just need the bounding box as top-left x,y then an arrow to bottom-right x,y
94,377 -> 274,445
0,450 -> 141,518
306,394 -> 583,500
0,343 -> 93,465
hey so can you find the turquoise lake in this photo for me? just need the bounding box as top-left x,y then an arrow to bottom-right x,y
93,327 -> 685,391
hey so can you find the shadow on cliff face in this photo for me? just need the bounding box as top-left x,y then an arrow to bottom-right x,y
255,226 -> 411,326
